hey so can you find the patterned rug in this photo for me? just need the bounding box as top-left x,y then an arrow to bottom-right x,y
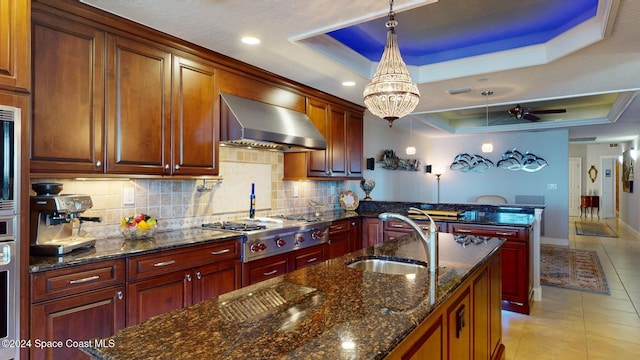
575,221 -> 617,237
540,245 -> 610,295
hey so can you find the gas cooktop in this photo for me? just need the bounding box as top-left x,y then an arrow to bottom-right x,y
202,222 -> 267,232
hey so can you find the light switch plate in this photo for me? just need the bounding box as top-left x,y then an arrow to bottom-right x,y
123,187 -> 135,205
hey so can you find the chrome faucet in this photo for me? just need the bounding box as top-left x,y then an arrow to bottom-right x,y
378,207 -> 439,274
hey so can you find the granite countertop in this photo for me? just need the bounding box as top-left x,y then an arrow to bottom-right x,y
29,228 -> 240,273
82,232 -> 504,360
29,211 -> 360,273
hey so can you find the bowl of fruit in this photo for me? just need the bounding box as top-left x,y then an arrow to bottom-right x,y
120,214 -> 158,239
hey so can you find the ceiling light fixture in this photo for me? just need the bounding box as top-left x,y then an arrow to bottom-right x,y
481,90 -> 494,153
241,36 -> 261,45
363,0 -> 420,127
406,116 -> 416,155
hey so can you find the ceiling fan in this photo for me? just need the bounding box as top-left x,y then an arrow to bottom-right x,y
507,104 -> 566,121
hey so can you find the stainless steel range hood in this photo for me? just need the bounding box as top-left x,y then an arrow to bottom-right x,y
220,92 -> 326,152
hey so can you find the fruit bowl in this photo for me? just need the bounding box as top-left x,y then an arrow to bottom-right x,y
120,214 -> 158,239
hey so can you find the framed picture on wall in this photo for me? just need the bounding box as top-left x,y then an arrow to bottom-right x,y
622,149 -> 634,193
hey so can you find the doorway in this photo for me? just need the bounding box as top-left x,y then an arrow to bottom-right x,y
569,157 -> 582,217
600,156 -> 618,218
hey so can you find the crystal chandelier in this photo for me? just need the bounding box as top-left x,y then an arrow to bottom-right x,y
363,0 -> 420,127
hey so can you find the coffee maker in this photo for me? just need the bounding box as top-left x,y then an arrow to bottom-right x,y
30,183 -> 100,256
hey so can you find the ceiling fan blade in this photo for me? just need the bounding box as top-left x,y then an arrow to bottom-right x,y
531,109 -> 566,114
523,113 -> 541,121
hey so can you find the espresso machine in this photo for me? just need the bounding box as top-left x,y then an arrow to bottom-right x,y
30,188 -> 100,256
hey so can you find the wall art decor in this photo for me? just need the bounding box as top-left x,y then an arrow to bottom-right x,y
588,165 -> 598,183
496,148 -> 548,172
622,149 -> 634,193
449,153 -> 494,172
378,149 -> 422,171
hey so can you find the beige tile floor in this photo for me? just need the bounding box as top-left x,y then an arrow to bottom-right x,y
502,217 -> 640,360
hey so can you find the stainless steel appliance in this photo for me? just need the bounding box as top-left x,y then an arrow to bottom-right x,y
202,217 -> 330,262
0,105 -> 19,360
30,194 -> 99,256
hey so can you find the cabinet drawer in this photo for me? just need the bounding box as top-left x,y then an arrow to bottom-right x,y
292,245 -> 325,270
128,240 -> 240,280
384,219 -> 445,232
448,224 -> 528,242
31,259 -> 125,302
329,220 -> 350,235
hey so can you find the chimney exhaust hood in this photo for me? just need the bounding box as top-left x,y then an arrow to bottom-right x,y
220,92 -> 326,152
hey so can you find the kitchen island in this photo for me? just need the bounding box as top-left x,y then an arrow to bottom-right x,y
82,231 -> 505,359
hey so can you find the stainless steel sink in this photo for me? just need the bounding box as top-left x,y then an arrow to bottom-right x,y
346,257 -> 428,275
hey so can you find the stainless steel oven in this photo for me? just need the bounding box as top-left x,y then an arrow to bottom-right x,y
0,105 -> 19,360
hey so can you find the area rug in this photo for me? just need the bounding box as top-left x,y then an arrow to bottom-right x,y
575,221 -> 617,237
540,245 -> 610,295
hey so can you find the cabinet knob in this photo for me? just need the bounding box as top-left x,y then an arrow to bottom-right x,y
196,271 -> 202,280
351,222 -> 356,226
117,291 -> 123,300
95,161 -> 102,168
175,165 -> 180,171
186,274 -> 192,281
164,164 -> 170,170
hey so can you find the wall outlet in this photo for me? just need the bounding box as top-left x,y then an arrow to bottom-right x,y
293,185 -> 299,197
123,187 -> 135,205
547,183 -> 558,190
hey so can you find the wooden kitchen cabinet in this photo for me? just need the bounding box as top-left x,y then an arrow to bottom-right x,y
171,54 -> 219,176
382,219 -> 447,242
361,217 -> 382,248
30,259 -> 126,360
126,239 -> 241,325
30,11 -> 106,174
105,34 -> 172,175
448,223 -> 532,314
291,244 -> 326,270
243,252 -> 289,286
284,97 -> 364,180
387,247 -> 504,360
328,218 -> 361,259
30,6 -> 220,177
0,0 -> 29,92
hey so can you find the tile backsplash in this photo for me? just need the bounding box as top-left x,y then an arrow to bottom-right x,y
31,147 -> 344,239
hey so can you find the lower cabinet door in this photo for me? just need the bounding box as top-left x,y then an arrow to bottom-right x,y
126,271 -> 191,326
192,259 -> 241,303
30,286 -> 125,360
500,241 -> 527,306
447,288 -> 471,360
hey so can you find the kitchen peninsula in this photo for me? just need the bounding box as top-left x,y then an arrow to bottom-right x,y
82,231 -> 505,359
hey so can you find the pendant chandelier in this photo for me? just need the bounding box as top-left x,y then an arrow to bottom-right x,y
363,0 -> 420,127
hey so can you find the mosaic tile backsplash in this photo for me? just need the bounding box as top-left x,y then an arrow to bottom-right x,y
32,147 -> 344,240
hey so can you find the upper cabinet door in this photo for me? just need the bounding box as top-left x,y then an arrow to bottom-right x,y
171,55 -> 218,176
0,0 -> 29,92
346,110 -> 363,177
30,13 -> 106,174
328,105 -> 347,177
105,35 -> 171,175
306,98 -> 330,177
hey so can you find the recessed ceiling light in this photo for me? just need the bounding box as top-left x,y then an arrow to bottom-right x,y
342,81 -> 356,87
241,36 -> 261,45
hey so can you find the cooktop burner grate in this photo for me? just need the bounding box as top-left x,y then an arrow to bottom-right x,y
202,222 -> 267,231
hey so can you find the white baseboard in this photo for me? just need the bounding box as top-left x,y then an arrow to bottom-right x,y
541,236 -> 569,246
618,219 -> 640,239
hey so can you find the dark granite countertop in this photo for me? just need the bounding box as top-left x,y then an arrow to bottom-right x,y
82,232 -> 504,360
29,228 -> 240,273
357,200 -> 536,227
29,211 -> 359,273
